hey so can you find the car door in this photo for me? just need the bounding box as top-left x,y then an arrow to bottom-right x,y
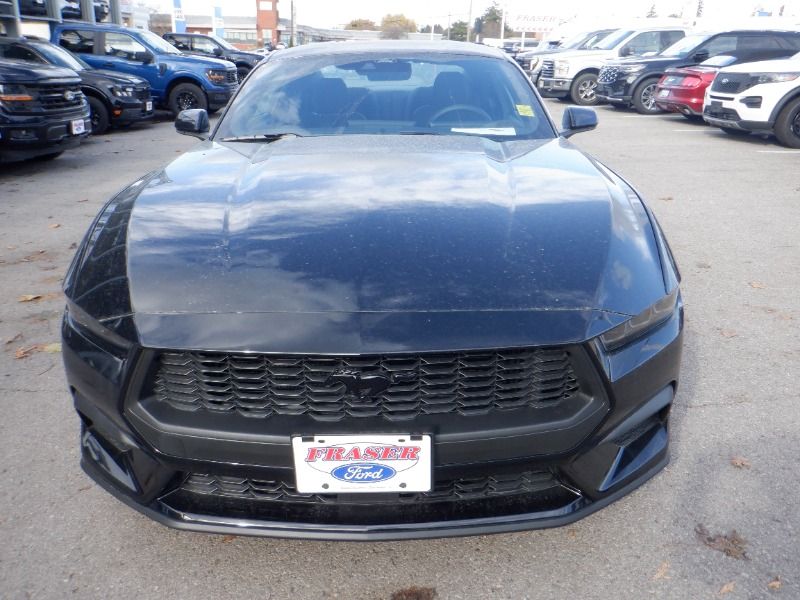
190,35 -> 223,59
165,34 -> 192,52
97,31 -> 156,86
619,31 -> 664,57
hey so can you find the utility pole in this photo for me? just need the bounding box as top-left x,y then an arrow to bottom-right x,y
447,13 -> 451,40
500,2 -> 506,42
466,0 -> 473,42
290,0 -> 296,47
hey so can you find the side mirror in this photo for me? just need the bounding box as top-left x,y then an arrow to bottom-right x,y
619,46 -> 632,57
560,106 -> 598,138
212,46 -> 223,56
692,49 -> 709,62
175,109 -> 210,139
136,50 -> 154,64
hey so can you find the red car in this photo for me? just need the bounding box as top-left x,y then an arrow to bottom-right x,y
654,55 -> 737,118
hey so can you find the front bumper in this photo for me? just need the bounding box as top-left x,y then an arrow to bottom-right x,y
537,77 -> 570,98
0,112 -> 91,162
112,97 -> 155,125
596,79 -> 633,105
206,85 -> 238,110
63,299 -> 683,540
703,95 -> 773,132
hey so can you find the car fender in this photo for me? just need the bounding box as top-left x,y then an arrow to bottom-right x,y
767,85 -> 800,125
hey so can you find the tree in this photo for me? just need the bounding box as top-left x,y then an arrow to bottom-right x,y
447,20 -> 468,41
345,18 -> 378,31
646,3 -> 657,17
695,0 -> 704,17
477,2 -> 512,39
380,14 -> 417,39
419,24 -> 444,34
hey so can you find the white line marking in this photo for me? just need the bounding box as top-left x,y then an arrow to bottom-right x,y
671,129 -> 710,132
756,150 -> 800,154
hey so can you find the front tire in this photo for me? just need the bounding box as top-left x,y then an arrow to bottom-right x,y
168,83 -> 207,116
569,73 -> 599,106
87,96 -> 110,135
632,78 -> 663,115
236,66 -> 251,82
774,97 -> 800,149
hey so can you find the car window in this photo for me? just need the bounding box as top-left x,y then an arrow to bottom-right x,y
104,32 -> 147,61
736,35 -> 781,51
59,29 -> 96,54
621,31 -> 663,56
593,30 -> 633,50
659,34 -> 711,58
192,36 -> 219,54
783,36 -> 800,51
700,35 -> 737,56
30,41 -> 90,70
0,43 -> 43,62
167,34 -> 192,51
662,30 -> 685,48
216,53 -> 555,142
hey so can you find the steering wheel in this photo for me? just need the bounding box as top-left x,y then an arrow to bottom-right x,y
429,104 -> 492,125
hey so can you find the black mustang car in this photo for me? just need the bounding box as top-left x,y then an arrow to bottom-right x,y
62,41 -> 683,540
0,37 -> 153,134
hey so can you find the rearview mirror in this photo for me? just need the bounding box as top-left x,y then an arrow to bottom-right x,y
175,109 -> 210,139
560,106 -> 598,138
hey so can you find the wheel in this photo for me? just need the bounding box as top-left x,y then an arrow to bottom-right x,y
236,66 -> 251,82
87,96 -> 110,135
720,127 -> 749,137
168,83 -> 207,116
632,78 -> 663,115
774,97 -> 800,149
33,151 -> 63,161
569,73 -> 600,106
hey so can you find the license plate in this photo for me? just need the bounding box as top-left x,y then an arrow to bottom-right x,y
658,89 -> 670,98
292,434 -> 432,494
70,119 -> 85,135
145,101 -> 153,111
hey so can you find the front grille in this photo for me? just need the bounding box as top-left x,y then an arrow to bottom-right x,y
711,73 -> 753,94
153,347 -> 580,422
134,85 -> 150,100
541,59 -> 555,78
226,70 -> 238,84
704,104 -> 740,122
598,66 -> 619,83
183,469 -> 562,505
35,82 -> 83,110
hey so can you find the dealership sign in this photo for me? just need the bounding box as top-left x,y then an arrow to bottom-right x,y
506,14 -> 561,33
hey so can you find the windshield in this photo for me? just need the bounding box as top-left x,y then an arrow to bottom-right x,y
591,29 -> 633,50
209,34 -> 235,50
139,30 -> 181,54
30,41 -> 89,71
700,54 -> 737,67
577,29 -> 617,50
659,34 -> 711,57
216,53 -> 555,142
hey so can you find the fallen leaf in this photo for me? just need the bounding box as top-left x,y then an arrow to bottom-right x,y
720,329 -> 738,338
13,342 -> 61,359
77,198 -> 88,203
768,577 -> 782,591
566,527 -> 577,539
659,196 -> 674,202
220,534 -> 235,543
18,294 -> 42,303
15,346 -> 36,359
48,223 -> 61,229
696,524 -> 749,560
390,587 -> 437,600
749,281 -> 767,289
731,457 -> 751,469
719,581 -> 735,595
42,343 -> 62,353
653,561 -> 670,580
4,333 -> 22,345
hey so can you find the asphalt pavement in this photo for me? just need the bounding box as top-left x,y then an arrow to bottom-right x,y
1,102 -> 798,600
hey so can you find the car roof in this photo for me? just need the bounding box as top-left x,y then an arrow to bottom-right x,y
275,41 -> 507,60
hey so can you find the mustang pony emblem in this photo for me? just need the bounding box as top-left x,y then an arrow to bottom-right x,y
325,369 -> 415,399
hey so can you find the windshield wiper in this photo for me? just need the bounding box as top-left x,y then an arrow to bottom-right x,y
218,133 -> 303,143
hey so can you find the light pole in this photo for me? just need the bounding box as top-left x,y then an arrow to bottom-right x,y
466,0 -> 473,42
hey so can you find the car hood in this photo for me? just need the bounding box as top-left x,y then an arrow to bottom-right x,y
76,135 -> 666,353
230,50 -> 263,61
0,59 -> 80,83
81,68 -> 147,87
605,56 -> 678,69
719,57 -> 800,74
160,52 -> 233,70
550,49 -> 614,62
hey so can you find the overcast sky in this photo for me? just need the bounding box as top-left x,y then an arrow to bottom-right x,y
152,0 -> 800,29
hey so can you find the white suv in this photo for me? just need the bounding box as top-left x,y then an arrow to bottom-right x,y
538,27 -> 687,105
703,52 -> 800,147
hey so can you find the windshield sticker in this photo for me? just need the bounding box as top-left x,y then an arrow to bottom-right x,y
451,127 -> 517,136
516,104 -> 535,117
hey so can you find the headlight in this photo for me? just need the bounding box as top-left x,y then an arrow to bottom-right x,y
205,69 -> 228,84
600,288 -> 679,351
110,86 -> 134,98
528,57 -> 540,69
753,72 -> 799,85
619,64 -> 646,74
0,83 -> 34,102
555,61 -> 570,77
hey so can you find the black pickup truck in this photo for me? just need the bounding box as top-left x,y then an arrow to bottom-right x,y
0,59 -> 91,162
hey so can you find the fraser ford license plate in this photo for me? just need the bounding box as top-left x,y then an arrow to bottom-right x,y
70,119 -> 85,135
292,434 -> 432,494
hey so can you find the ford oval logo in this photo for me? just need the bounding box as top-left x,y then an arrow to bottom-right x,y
331,463 -> 396,483
64,90 -> 76,101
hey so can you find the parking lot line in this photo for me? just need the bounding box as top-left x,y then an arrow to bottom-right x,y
755,149 -> 800,154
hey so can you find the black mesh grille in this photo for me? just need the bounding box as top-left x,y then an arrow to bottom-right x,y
153,348 -> 580,422
598,66 -> 619,83
182,470 -> 561,504
711,73 -> 753,94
